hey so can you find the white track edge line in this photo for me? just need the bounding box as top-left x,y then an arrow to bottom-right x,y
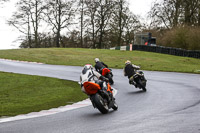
0,88 -> 117,123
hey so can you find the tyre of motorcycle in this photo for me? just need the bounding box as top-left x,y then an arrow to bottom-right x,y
138,79 -> 147,92
91,93 -> 109,114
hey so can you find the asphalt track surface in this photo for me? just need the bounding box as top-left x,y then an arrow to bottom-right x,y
0,59 -> 200,133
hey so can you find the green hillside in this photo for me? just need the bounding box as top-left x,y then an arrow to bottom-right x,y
0,48 -> 199,73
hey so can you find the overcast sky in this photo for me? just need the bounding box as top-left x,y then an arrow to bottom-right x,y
0,0 -> 154,49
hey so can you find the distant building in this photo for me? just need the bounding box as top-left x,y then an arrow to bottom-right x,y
134,32 -> 156,46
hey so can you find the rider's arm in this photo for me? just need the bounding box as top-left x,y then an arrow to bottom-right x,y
132,64 -> 140,70
93,70 -> 102,78
99,75 -> 109,82
93,70 -> 108,81
102,62 -> 108,68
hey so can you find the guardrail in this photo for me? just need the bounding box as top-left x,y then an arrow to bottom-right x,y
110,45 -> 200,59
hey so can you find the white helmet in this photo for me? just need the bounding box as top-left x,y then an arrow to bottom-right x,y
83,64 -> 93,70
95,58 -> 100,63
125,60 -> 131,65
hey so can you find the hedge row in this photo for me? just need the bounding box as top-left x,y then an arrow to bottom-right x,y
113,45 -> 200,59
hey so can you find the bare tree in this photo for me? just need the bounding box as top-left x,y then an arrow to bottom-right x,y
111,0 -> 131,46
149,0 -> 200,28
8,0 -> 44,48
117,0 -> 124,46
44,0 -> 76,48
31,0 -> 44,48
85,0 -> 99,48
124,12 -> 142,45
198,2 -> 200,26
96,0 -> 115,48
79,0 -> 84,48
183,0 -> 200,25
114,0 -> 128,46
8,0 -> 41,48
149,0 -> 183,29
85,0 -> 116,48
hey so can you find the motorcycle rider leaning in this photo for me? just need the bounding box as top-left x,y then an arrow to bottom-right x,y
80,64 -> 112,97
94,58 -> 108,74
124,60 -> 140,87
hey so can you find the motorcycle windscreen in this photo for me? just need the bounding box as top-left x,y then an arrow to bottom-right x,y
83,81 -> 101,95
102,68 -> 111,76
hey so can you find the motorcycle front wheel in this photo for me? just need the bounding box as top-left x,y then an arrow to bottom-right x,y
138,80 -> 147,92
93,93 -> 109,114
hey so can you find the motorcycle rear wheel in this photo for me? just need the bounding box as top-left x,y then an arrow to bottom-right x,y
138,80 -> 147,92
93,93 -> 109,114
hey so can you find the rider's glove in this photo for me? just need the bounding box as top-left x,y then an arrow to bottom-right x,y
105,78 -> 109,82
100,75 -> 109,82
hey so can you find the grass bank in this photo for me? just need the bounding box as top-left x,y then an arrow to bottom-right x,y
0,72 -> 87,117
0,48 -> 199,73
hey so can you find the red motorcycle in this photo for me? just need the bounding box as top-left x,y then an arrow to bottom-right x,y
101,68 -> 114,85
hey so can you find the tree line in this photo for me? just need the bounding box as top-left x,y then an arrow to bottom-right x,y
2,0 -> 200,50
7,0 -> 142,49
148,0 -> 200,50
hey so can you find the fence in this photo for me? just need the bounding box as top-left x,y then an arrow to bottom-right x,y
110,45 -> 200,59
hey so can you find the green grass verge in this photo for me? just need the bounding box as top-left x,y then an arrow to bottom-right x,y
0,72 -> 87,117
0,48 -> 199,73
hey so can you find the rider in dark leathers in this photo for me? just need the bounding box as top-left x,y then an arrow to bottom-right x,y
124,60 -> 140,87
94,58 -> 108,74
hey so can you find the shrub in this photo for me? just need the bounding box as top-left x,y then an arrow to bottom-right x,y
159,26 -> 200,50
187,28 -> 200,50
